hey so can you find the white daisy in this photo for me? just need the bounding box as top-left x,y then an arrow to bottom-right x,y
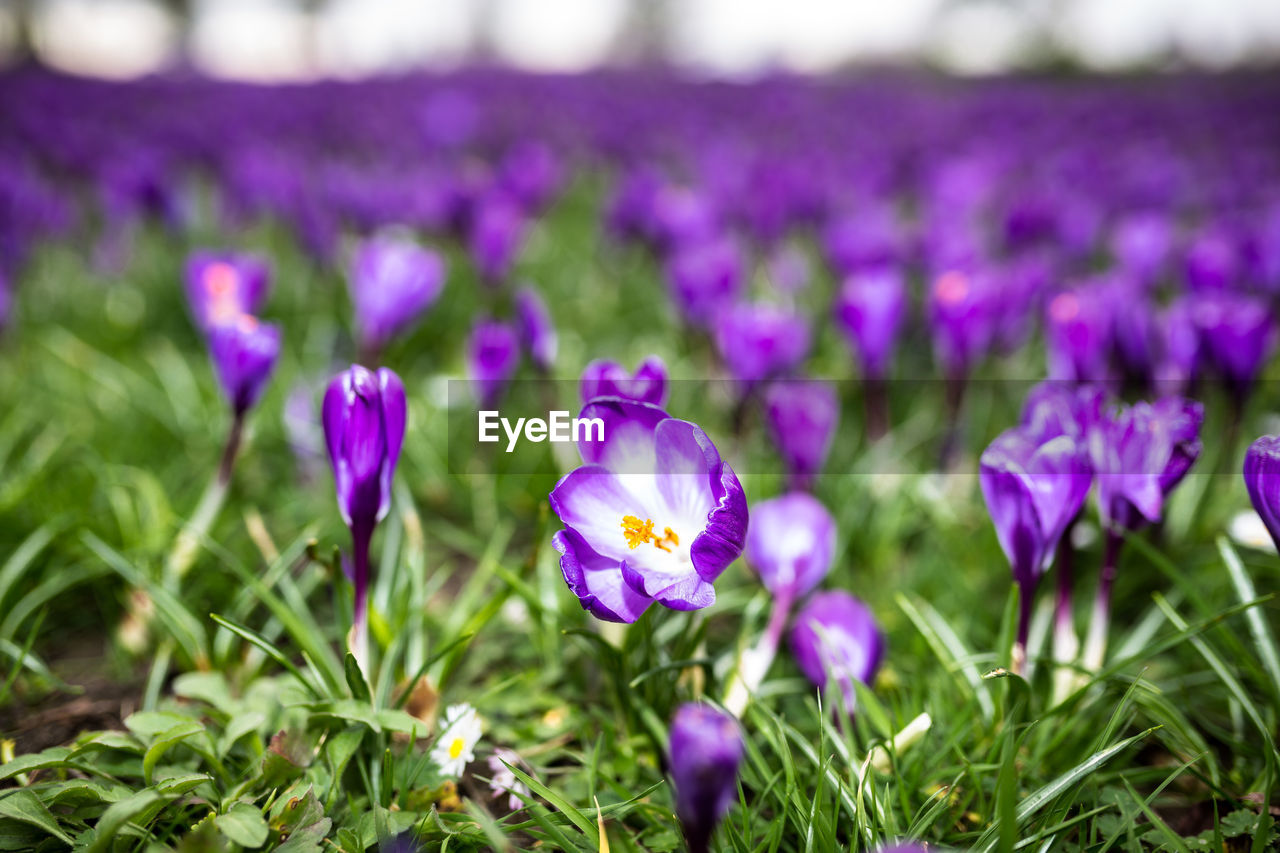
431,704 -> 483,777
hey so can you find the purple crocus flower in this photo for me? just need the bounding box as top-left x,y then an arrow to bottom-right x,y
466,319 -> 521,409
668,704 -> 743,853
184,251 -> 270,331
1083,397 -> 1202,671
515,286 -> 557,373
1090,398 -> 1204,533
469,195 -> 526,286
665,236 -> 743,329
208,314 -> 281,418
1045,286 -> 1113,384
1020,382 -> 1105,444
1154,297 -> 1201,396
762,380 -> 838,490
580,356 -> 667,406
712,303 -> 810,388
745,492 -> 834,602
1244,435 -> 1280,552
322,365 -> 407,669
979,428 -> 1092,671
1190,291 -> 1274,408
549,398 -> 747,622
1110,212 -> 1173,287
927,268 -> 996,380
1184,226 -> 1241,292
834,268 -> 907,381
767,244 -> 810,294
789,590 -> 885,714
349,234 -> 446,358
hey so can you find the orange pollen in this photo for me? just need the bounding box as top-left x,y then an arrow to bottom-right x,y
621,516 -> 680,552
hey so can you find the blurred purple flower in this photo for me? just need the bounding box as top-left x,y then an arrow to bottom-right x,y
184,251 -> 270,331
668,704 -> 743,853
1110,212 -> 1173,287
1184,226 -> 1241,292
762,380 -> 838,490
927,269 -> 996,380
469,195 -> 526,285
789,590 -> 885,713
1190,291 -> 1274,405
767,244 -> 810,294
549,398 -> 747,622
1045,285 -> 1113,384
665,236 -> 743,328
208,314 -> 281,417
466,319 -> 521,409
580,356 -> 667,406
712,302 -> 809,387
515,285 -> 557,373
835,268 -> 907,380
349,234 -> 446,355
745,492 -> 835,602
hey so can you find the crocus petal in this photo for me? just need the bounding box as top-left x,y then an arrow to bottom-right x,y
376,367 -> 407,521
690,461 -> 748,584
576,397 -> 669,470
553,528 -> 652,623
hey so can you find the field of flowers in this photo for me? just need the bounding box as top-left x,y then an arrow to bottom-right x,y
0,66 -> 1279,851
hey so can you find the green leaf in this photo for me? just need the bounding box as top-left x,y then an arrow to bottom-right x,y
501,761 -> 600,842
210,613 -> 323,700
1217,537 -> 1280,703
0,789 -> 75,845
344,653 -> 371,703
142,720 -> 205,785
0,747 -> 73,782
154,773 -> 213,796
215,803 -> 270,849
83,788 -> 166,853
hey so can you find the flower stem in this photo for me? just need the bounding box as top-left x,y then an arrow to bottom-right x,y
1012,579 -> 1033,676
165,413 -> 241,585
350,520 -> 374,674
1051,519 -> 1080,704
863,376 -> 889,441
1082,530 -> 1123,673
723,591 -> 793,716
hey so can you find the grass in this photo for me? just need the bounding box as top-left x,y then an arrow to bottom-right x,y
0,178 -> 1278,851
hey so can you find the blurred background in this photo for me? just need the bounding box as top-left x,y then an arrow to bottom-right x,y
2,0 -> 1280,80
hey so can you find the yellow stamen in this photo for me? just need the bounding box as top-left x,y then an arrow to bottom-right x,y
449,738 -> 465,759
621,516 -> 679,552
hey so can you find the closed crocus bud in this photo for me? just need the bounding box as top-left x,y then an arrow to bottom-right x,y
789,590 -> 885,714
322,365 -> 407,532
668,704 -> 743,853
1154,297 -> 1201,396
1045,284 -> 1114,384
208,314 -> 281,417
763,380 -> 838,490
665,235 -> 743,329
980,428 -> 1092,670
1110,212 -> 1173,287
1020,382 -> 1105,444
1184,226 -> 1240,292
835,267 -> 907,380
469,195 -> 526,285
927,268 -> 996,380
745,492 -> 835,602
579,356 -> 667,405
1190,291 -> 1274,408
466,319 -> 520,409
349,234 -> 446,357
1243,435 -> 1280,551
185,250 -> 270,331
322,365 -> 407,670
712,302 -> 810,388
514,286 -> 557,373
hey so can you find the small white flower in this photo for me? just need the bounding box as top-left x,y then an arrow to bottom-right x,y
1230,509 -> 1276,553
487,748 -> 532,812
431,704 -> 483,777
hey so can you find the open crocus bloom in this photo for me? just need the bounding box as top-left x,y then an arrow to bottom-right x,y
580,356 -> 668,406
550,398 -> 747,623
745,492 -> 835,601
789,590 -> 885,712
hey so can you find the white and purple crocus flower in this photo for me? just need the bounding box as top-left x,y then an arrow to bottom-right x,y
322,365 -> 407,670
549,398 -> 747,622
